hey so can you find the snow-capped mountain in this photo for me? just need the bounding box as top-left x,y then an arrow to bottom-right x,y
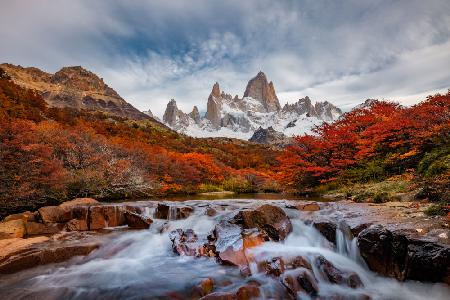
159,72 -> 342,141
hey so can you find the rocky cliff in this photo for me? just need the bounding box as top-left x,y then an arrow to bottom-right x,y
0,63 -> 150,120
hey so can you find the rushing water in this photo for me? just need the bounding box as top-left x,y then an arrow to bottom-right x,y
0,199 -> 449,300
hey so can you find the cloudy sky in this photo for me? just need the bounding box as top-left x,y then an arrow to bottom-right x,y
1,0 -> 449,117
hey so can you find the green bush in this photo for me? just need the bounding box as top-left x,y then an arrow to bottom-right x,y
345,158 -> 386,183
418,146 -> 450,177
424,202 -> 449,216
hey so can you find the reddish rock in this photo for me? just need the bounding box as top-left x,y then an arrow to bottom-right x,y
257,257 -> 285,277
38,206 -> 72,223
169,229 -> 205,256
297,203 -> 320,211
89,205 -> 126,230
206,207 -> 217,217
0,219 -> 26,239
287,256 -> 312,270
154,203 -> 193,220
243,71 -> 281,112
4,211 -> 37,223
59,198 -> 98,208
200,292 -> 237,300
124,211 -> 152,229
234,204 -> 292,241
192,278 -> 215,298
65,219 -> 89,231
0,242 -> 100,274
26,221 -> 64,235
315,256 -> 363,288
281,269 -> 318,297
236,282 -> 261,300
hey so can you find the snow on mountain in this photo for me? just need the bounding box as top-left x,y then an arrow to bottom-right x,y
158,72 -> 343,142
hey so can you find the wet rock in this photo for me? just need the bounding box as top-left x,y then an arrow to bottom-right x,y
315,256 -> 363,288
0,242 -> 100,274
192,278 -> 215,298
286,256 -> 312,270
124,211 -> 152,229
297,203 -> 320,211
0,219 -> 26,239
258,257 -> 285,277
236,282 -> 261,300
213,221 -> 247,266
312,221 -> 337,244
89,205 -> 126,230
234,204 -> 292,241
357,225 -> 450,283
206,207 -> 217,217
26,221 -> 64,235
169,229 -> 206,256
200,292 -> 237,300
296,269 -> 319,295
65,219 -> 88,231
154,203 -> 193,220
38,206 -> 72,223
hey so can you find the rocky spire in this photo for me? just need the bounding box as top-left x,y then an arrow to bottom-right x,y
205,82 -> 223,128
243,71 -> 281,112
188,106 -> 201,124
211,82 -> 221,98
163,99 -> 179,126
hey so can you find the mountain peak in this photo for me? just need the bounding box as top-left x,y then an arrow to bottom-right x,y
243,71 -> 281,112
211,82 -> 221,98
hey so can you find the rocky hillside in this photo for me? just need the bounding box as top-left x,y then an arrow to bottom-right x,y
161,71 -> 342,142
0,63 -> 151,120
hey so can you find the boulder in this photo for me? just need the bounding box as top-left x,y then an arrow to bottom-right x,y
281,269 -> 318,297
4,211 -> 37,223
314,256 -> 363,288
0,219 -> 26,239
212,222 -> 265,267
298,203 -> 320,211
38,206 -> 72,223
169,229 -> 207,256
154,203 -> 193,220
206,207 -> 217,217
25,221 -> 64,235
200,292 -> 236,300
286,255 -> 312,270
65,219 -> 88,231
0,242 -> 100,274
236,282 -> 261,300
234,204 -> 292,241
312,221 -> 337,244
257,257 -> 285,277
59,198 -> 98,208
357,225 -> 450,283
89,205 -> 126,230
124,211 -> 152,229
192,278 -> 215,298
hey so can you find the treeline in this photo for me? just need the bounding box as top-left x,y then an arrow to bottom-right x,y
0,69 -> 280,217
278,92 -> 450,203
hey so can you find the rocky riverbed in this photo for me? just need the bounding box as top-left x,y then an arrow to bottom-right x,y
0,198 -> 449,299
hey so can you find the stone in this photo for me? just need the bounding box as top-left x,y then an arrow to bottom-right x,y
257,257 -> 285,277
169,229 -> 205,256
313,221 -> 337,244
200,292 -> 236,300
59,198 -> 98,208
192,278 -> 215,298
25,221 -> 64,235
236,282 -> 261,300
281,269 -> 319,297
38,206 -> 72,223
4,211 -> 37,223
234,204 -> 292,241
0,242 -> 100,274
206,207 -> 217,217
65,219 -> 88,231
0,219 -> 26,239
357,225 -> 450,283
248,126 -> 287,145
298,203 -> 320,211
314,255 -> 363,288
154,203 -> 193,220
124,211 -> 152,229
286,256 -> 312,270
89,205 -> 126,230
